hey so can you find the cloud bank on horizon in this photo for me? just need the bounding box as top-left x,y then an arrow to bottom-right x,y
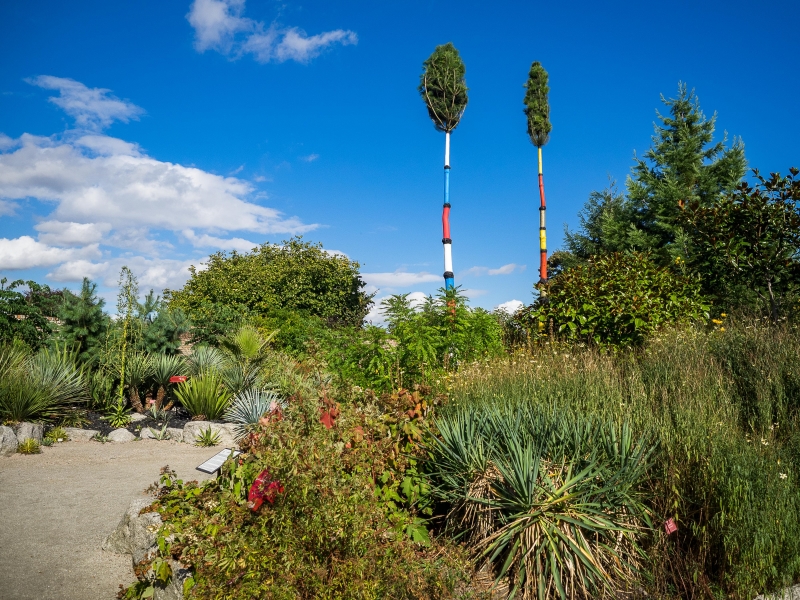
187,0 -> 358,64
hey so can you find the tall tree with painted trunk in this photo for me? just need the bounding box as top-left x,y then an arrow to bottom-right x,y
524,61 -> 552,284
419,43 -> 469,290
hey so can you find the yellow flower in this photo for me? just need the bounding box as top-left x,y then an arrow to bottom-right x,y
719,327 -> 725,332
720,313 -> 727,318
712,319 -> 723,325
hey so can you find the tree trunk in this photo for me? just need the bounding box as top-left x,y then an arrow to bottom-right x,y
129,388 -> 144,413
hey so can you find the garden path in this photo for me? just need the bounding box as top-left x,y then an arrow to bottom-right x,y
0,440 -> 214,600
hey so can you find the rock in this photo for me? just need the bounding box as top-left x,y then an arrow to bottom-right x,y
108,428 -> 137,443
14,422 -> 43,444
755,584 -> 800,599
167,428 -> 183,443
131,413 -> 148,423
103,498 -> 162,565
153,559 -> 192,600
0,425 -> 18,457
183,421 -> 236,447
139,427 -> 157,440
63,427 -> 100,442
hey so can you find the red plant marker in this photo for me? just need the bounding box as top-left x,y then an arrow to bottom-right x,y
169,375 -> 187,383
664,518 -> 678,535
247,469 -> 284,512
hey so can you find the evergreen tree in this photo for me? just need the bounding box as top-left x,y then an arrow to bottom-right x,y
58,278 -> 107,364
565,84 -> 746,265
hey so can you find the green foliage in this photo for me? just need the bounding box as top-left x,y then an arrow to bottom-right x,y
0,278 -> 53,350
116,266 -> 140,407
194,426 -> 221,447
123,352 -> 152,413
223,389 -> 284,440
45,426 -> 69,443
520,252 -> 709,348
326,289 -> 504,393
57,277 -> 108,364
0,344 -> 88,422
106,400 -> 132,428
142,307 -> 190,355
17,438 -> 41,454
565,84 -> 747,267
523,61 -> 551,148
175,372 -> 232,420
449,321 -> 800,598
419,43 -> 469,134
680,168 -> 800,320
149,353 -> 187,410
126,396 -> 477,600
166,237 -> 373,334
426,404 -> 653,599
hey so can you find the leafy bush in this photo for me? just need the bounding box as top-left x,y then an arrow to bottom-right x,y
126,395 -> 478,600
174,372 -> 231,420
520,252 -> 709,349
426,403 -> 653,599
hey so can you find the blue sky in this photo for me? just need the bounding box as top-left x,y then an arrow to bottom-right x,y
1,0 -> 798,319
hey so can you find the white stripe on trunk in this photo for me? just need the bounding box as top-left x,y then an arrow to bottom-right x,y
444,132 -> 450,168
444,243 -> 453,272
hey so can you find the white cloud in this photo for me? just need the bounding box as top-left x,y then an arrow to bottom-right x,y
27,76 -> 144,130
300,153 -> 319,162
182,229 -> 257,252
0,236 -> 100,270
0,133 -> 17,151
186,0 -> 357,64
495,299 -> 524,315
0,133 -> 315,236
48,255 -> 198,291
361,270 -> 442,288
462,263 -> 526,277
35,221 -> 112,246
0,200 -> 16,216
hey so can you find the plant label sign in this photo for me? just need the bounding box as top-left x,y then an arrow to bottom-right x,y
196,448 -> 241,474
664,518 -> 678,535
169,375 -> 187,383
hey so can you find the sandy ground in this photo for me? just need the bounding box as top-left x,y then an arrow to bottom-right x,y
0,440 -> 215,600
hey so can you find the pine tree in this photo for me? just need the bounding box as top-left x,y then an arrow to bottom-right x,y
626,83 -> 746,263
58,278 -> 107,363
565,84 -> 746,266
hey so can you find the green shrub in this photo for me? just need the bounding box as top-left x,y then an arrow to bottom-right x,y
174,372 -> 231,420
519,252 -> 709,349
193,426 -> 221,447
426,402 -> 654,599
17,438 -> 41,454
44,426 -> 69,443
124,396 -> 479,600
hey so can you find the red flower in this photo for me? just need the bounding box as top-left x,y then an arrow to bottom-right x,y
247,469 -> 285,512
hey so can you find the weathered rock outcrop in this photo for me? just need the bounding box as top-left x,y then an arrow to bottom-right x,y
0,425 -> 18,456
14,422 -> 43,444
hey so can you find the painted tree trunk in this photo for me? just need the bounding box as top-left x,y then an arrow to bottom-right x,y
442,132 -> 454,290
538,146 -> 547,283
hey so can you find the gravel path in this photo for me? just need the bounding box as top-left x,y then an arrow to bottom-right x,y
0,440 -> 215,600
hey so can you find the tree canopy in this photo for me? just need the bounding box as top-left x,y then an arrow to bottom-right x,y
523,61 -> 551,148
418,42 -> 469,133
166,237 -> 373,331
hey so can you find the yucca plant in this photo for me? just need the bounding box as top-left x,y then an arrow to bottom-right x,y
175,372 -> 232,421
188,345 -> 225,376
224,389 -> 285,440
150,353 -> 187,410
0,345 -> 88,422
426,403 -> 653,599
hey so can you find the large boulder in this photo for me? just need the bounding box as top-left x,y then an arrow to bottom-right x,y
153,559 -> 192,600
183,422 -> 236,447
102,498 -> 162,565
63,427 -> 100,441
108,428 -> 137,443
14,422 -> 43,444
0,425 -> 18,456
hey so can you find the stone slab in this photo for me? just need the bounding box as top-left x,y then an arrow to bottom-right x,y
63,427 -> 100,442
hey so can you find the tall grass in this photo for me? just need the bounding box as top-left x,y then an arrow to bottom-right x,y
446,321 -> 800,599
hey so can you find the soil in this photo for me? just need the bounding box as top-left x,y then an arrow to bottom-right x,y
61,408 -> 223,437
0,440 -> 215,600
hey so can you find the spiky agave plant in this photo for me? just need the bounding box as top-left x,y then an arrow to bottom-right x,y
419,42 -> 468,291
223,389 -> 286,440
123,352 -> 152,413
150,353 -> 187,410
524,61 -> 552,285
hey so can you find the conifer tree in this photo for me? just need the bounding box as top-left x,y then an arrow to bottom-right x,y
565,84 -> 746,266
419,42 -> 468,290
524,61 -> 552,283
627,84 -> 746,262
58,278 -> 107,364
